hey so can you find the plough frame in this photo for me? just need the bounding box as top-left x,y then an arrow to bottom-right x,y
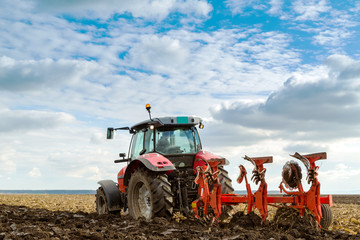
191,152 -> 333,227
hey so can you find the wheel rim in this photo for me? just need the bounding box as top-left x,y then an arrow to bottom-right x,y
136,182 -> 152,219
97,194 -> 107,214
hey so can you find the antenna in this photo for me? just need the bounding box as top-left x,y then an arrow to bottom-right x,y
146,104 -> 152,120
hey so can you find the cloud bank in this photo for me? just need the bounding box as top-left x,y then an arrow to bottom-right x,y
211,54 -> 360,141
33,0 -> 212,20
0,57 -> 104,92
0,108 -> 75,133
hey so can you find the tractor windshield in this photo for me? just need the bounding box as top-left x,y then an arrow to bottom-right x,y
155,127 -> 201,155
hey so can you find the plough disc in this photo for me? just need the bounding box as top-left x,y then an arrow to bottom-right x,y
282,160 -> 302,189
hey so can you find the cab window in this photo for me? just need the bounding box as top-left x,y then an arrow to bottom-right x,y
192,127 -> 202,151
130,131 -> 145,160
155,127 -> 198,154
144,129 -> 154,153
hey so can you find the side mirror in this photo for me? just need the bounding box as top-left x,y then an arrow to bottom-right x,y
114,153 -> 130,163
107,128 -> 114,139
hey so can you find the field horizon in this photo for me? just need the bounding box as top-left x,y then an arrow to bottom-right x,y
1,189 -> 360,195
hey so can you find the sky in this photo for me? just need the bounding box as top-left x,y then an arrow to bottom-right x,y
0,0 -> 360,193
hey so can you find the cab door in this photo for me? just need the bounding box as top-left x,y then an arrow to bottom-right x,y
129,130 -> 145,160
129,128 -> 154,160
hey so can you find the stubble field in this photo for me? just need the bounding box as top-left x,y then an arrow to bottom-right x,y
0,194 -> 359,239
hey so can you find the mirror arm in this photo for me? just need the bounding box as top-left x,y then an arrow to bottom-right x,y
114,159 -> 130,163
107,127 -> 134,139
114,127 -> 135,134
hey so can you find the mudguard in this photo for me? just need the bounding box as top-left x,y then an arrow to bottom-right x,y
123,153 -> 176,186
97,180 -> 123,211
117,167 -> 127,193
193,151 -> 229,170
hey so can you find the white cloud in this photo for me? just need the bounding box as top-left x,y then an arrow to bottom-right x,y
177,0 -> 213,16
201,120 -> 273,148
225,0 -> 285,16
283,142 -> 328,153
32,0 -> 212,20
67,166 -> 102,180
122,29 -> 299,97
1,1 -> 299,104
325,54 -> 356,73
286,1 -> 359,49
225,0 -> 252,14
352,2 -> 360,13
313,28 -> 352,47
47,145 -> 122,183
0,121 -> 131,189
29,167 -> 42,177
319,163 -> 360,192
225,0 -> 267,14
267,0 -> 283,15
292,0 -> 330,21
224,0 -> 358,51
211,54 -> 360,141
0,146 -> 16,175
0,57 -> 105,92
126,35 -> 190,74
90,132 -> 106,144
0,3 -> 101,61
0,108 -> 75,133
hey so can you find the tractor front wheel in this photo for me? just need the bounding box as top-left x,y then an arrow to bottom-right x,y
127,169 -> 173,220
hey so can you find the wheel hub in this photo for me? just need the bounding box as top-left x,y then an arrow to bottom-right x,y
138,183 -> 151,219
98,197 -> 106,214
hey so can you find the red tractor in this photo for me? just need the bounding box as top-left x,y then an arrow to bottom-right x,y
96,104 -> 233,220
97,105 -> 333,229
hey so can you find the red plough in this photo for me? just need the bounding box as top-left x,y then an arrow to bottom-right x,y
192,152 -> 333,228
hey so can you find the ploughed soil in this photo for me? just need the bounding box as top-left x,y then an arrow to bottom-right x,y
0,195 -> 359,240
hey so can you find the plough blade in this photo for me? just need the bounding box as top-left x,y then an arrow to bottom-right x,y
244,155 -> 273,166
236,165 -> 247,184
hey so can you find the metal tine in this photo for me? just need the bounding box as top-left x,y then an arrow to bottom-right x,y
237,165 -> 247,184
290,152 -> 310,170
243,155 -> 256,168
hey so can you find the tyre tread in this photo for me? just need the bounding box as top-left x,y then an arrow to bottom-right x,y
218,166 -> 234,220
128,168 -> 173,219
320,204 -> 333,229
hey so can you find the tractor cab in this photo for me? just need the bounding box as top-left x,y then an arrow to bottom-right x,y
106,103 -> 205,168
128,116 -> 203,168
98,104 -> 234,221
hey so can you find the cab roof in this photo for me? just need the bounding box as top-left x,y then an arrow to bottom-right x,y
131,116 -> 202,131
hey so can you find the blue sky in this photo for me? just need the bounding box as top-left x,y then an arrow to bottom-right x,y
1,0 -> 360,193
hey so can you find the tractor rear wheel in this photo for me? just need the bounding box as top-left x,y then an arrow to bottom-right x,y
320,204 -> 333,229
218,166 -> 234,220
127,168 -> 173,220
96,187 -> 109,214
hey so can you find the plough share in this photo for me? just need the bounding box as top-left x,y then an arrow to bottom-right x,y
192,152 -> 333,228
